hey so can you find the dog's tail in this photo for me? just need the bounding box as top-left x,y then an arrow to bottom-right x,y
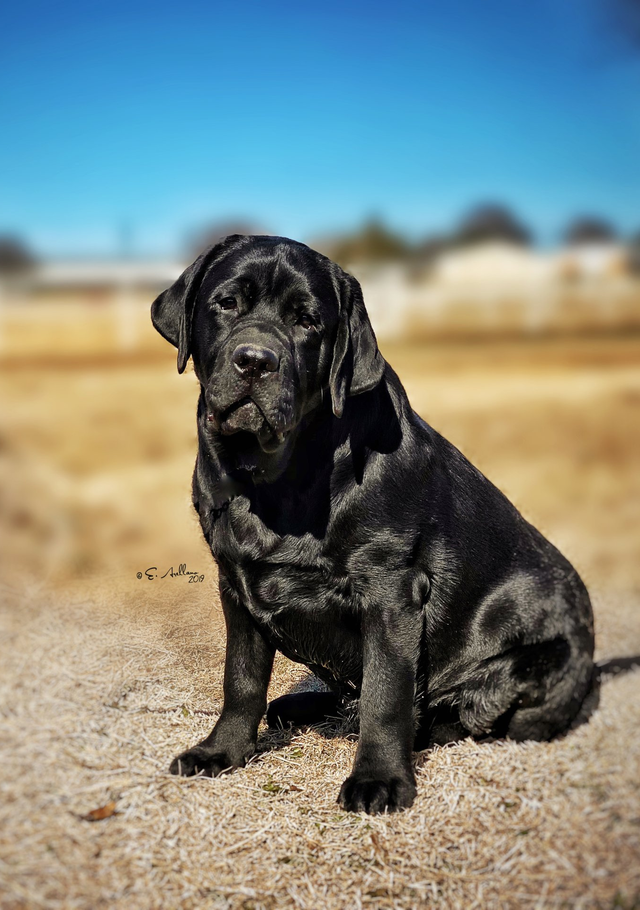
571,654 -> 640,731
595,655 -> 640,679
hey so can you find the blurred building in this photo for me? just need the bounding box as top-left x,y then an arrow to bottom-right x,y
0,240 -> 638,359
556,241 -> 629,281
0,259 -> 184,357
353,239 -> 639,340
23,259 -> 184,304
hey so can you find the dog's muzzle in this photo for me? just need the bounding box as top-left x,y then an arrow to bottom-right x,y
206,339 -> 295,453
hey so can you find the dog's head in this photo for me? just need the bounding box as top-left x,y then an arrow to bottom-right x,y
151,235 -> 384,479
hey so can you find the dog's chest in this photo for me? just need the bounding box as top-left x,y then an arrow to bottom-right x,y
244,557 -> 363,689
247,556 -> 352,619
204,496 -> 365,687
212,507 -> 364,687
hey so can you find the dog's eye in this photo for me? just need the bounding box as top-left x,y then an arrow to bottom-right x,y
297,314 -> 316,330
218,296 -> 237,310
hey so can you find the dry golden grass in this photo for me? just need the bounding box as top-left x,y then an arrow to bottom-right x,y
1,332 -> 639,909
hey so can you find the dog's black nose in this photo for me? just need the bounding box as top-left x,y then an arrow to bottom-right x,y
232,344 -> 280,378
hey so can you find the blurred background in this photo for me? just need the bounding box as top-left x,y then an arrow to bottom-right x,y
1,0 -> 639,627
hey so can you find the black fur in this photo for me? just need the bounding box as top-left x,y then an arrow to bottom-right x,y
152,234 -> 600,814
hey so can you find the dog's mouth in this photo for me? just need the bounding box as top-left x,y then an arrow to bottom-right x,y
216,397 -> 290,453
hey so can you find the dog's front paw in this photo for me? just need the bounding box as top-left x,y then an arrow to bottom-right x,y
169,745 -> 244,778
338,773 -> 417,814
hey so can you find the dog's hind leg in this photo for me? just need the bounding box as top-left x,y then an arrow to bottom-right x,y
414,705 -> 468,750
457,636 -> 594,742
266,691 -> 343,729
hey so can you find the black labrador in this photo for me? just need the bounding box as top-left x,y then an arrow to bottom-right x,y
151,234 -> 596,814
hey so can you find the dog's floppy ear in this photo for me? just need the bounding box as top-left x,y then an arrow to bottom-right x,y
151,235 -> 245,374
329,270 -> 385,419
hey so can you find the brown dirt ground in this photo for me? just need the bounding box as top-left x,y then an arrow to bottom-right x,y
1,334 -> 639,909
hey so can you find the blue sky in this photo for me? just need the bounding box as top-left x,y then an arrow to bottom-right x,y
1,0 -> 639,256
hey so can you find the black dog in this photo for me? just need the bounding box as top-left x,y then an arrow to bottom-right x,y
151,234 -> 596,814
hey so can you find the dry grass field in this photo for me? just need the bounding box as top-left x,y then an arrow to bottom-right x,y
1,329 -> 639,909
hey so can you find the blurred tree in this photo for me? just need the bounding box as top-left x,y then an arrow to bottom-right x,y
563,217 -> 618,244
452,204 -> 532,246
628,230 -> 640,274
0,236 -> 36,275
186,220 -> 266,259
401,234 -> 449,282
412,234 -> 449,266
326,218 -> 410,267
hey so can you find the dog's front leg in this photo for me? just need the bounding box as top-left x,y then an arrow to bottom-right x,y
170,577 -> 275,777
338,602 -> 421,814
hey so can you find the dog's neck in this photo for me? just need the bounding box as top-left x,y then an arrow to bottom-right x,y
195,388 -> 332,498
194,373 -> 401,507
